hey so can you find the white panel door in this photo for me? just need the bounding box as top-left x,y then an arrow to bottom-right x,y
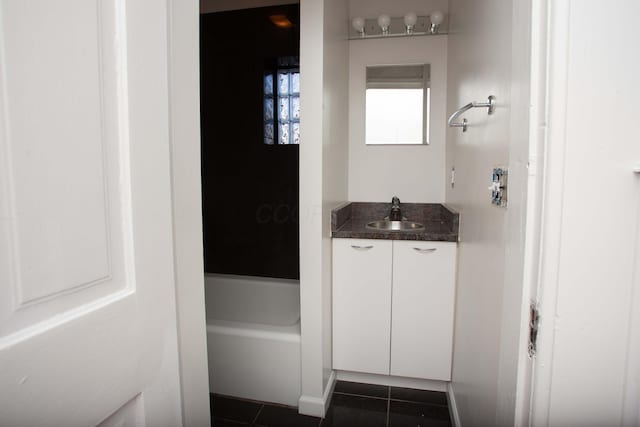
391,241 -> 456,380
531,1 -> 640,425
332,238 -> 392,375
0,1 -> 183,426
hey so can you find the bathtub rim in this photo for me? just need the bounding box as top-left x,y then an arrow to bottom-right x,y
206,318 -> 301,342
203,272 -> 300,286
204,272 -> 301,327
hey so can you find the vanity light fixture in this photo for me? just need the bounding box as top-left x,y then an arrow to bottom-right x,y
352,17 -> 365,37
429,11 -> 444,34
377,14 -> 391,35
348,11 -> 446,39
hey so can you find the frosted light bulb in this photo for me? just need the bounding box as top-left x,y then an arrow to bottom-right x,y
377,14 -> 391,35
430,10 -> 444,25
352,17 -> 365,36
429,10 -> 444,34
404,12 -> 417,34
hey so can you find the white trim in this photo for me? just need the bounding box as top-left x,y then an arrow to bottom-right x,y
324,370 -> 337,413
623,236 -> 640,425
530,1 -> 571,425
335,370 -> 447,392
297,396 -> 325,418
447,383 -> 461,427
298,371 -> 337,418
512,0 -> 549,425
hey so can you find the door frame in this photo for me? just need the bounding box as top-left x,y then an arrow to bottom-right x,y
511,0 -> 550,425
527,0 -> 640,424
527,0 -> 567,423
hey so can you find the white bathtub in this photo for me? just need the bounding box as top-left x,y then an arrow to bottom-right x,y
205,274 -> 301,406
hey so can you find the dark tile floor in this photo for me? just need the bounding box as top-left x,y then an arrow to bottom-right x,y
210,381 -> 452,427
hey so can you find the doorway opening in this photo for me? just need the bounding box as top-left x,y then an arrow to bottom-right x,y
199,3 -> 302,407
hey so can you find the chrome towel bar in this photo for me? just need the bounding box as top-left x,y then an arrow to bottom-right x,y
448,95 -> 496,132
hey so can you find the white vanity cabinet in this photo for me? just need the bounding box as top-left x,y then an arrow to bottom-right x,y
332,238 -> 457,381
332,239 -> 393,375
390,240 -> 457,380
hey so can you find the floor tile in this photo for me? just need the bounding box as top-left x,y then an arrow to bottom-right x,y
210,394 -> 262,424
388,400 -> 451,427
211,384 -> 453,427
212,417 -> 249,426
321,393 -> 388,427
333,381 -> 389,399
253,404 -> 321,427
390,387 -> 448,406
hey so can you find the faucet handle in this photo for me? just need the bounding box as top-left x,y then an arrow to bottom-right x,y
392,196 -> 400,207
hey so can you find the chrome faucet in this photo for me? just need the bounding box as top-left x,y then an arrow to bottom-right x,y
389,196 -> 402,221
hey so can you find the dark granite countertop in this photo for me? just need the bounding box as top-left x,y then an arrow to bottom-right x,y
331,202 -> 459,242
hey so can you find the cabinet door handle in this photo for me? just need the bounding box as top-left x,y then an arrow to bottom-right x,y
413,247 -> 437,253
351,245 -> 374,250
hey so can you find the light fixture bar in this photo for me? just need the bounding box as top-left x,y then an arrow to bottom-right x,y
348,14 -> 447,40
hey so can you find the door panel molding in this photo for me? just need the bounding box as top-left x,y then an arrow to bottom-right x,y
0,0 -> 136,344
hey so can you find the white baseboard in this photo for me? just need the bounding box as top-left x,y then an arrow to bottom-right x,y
298,371 -> 337,418
323,370 -> 337,411
447,382 -> 461,427
298,395 -> 325,418
336,370 -> 447,392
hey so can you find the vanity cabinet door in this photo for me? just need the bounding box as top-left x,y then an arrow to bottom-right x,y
390,241 -> 457,380
332,238 -> 393,375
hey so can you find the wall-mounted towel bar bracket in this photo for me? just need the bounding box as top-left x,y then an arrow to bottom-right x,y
448,95 -> 496,132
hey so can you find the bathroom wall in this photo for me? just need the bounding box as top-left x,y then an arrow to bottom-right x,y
347,0 -> 448,203
348,36 -> 447,203
200,5 -> 300,280
320,0 -> 350,398
200,0 -> 298,14
349,0 -> 448,21
298,0 -> 349,416
444,0 -> 533,425
170,1 -> 211,425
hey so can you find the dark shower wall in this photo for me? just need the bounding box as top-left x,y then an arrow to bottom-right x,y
200,5 -> 300,280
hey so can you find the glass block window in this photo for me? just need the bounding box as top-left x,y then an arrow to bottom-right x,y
264,57 -> 300,145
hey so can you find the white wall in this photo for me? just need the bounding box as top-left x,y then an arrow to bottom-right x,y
299,0 -> 349,417
532,1 -> 640,425
348,36 -> 447,202
347,0 -> 448,203
169,0 -> 211,426
445,0 -> 532,425
200,0 -> 298,14
321,0 -> 350,397
349,0 -> 448,20
496,1 -> 534,425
